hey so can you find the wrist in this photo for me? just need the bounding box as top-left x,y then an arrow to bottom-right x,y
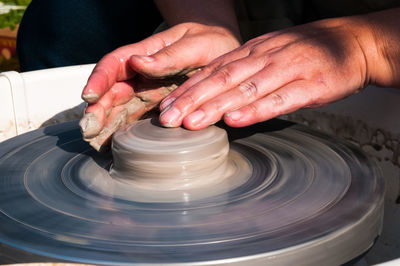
181,22 -> 241,46
349,9 -> 400,88
154,0 -> 242,42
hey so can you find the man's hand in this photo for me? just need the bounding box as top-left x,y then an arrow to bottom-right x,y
159,9 -> 400,130
80,74 -> 188,151
80,22 -> 240,151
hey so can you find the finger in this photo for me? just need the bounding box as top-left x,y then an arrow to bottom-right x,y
80,80 -> 135,137
244,30 -> 299,55
131,74 -> 186,112
81,73 -> 184,142
97,91 -> 162,148
79,104 -> 106,139
159,69 -> 212,111
159,45 -> 251,111
85,81 -> 135,117
81,47 -> 141,104
114,78 -> 183,126
129,38 -> 208,79
86,96 -> 146,152
224,80 -> 317,127
88,106 -> 128,151
180,63 -> 295,129
159,55 -> 267,127
94,81 -> 135,114
129,26 -> 243,79
82,26 -> 188,103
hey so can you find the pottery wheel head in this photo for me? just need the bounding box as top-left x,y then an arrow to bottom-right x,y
0,119 -> 384,265
110,119 -> 247,191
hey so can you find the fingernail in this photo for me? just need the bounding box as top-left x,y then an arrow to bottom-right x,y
160,106 -> 181,127
132,55 -> 155,63
187,110 -> 205,125
79,113 -> 102,138
160,97 -> 175,111
226,110 -> 243,121
81,92 -> 99,104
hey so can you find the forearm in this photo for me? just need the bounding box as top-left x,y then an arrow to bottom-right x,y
154,0 -> 241,41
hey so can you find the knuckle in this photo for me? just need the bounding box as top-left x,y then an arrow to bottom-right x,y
158,37 -> 169,49
247,103 -> 265,123
270,92 -> 286,107
249,45 -> 263,55
207,100 -> 225,114
213,67 -> 233,86
201,64 -> 217,76
160,46 -> 177,61
247,103 -> 261,117
176,94 -> 198,111
237,43 -> 253,55
244,38 -> 263,50
245,102 -> 270,123
259,54 -> 273,68
239,80 -> 259,99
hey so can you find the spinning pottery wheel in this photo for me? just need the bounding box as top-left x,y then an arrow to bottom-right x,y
0,118 -> 384,265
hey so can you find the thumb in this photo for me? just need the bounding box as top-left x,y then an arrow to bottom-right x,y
129,38 -> 208,79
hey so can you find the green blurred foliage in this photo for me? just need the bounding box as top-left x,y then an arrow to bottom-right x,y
0,0 -> 31,30
1,0 -> 31,6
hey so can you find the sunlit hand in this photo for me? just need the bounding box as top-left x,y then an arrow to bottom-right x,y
80,74 -> 189,151
80,22 -> 240,150
159,17 -> 378,130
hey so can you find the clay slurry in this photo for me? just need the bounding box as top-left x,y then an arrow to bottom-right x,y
79,118 -> 253,202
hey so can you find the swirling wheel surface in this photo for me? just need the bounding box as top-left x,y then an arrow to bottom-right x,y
0,120 -> 384,265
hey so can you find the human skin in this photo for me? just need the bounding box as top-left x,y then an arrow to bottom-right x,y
159,8 -> 400,129
81,4 -> 400,149
80,0 -> 240,150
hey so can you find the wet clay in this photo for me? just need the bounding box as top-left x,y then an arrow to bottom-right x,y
80,118 -> 252,202
111,118 -> 230,183
80,75 -> 189,151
